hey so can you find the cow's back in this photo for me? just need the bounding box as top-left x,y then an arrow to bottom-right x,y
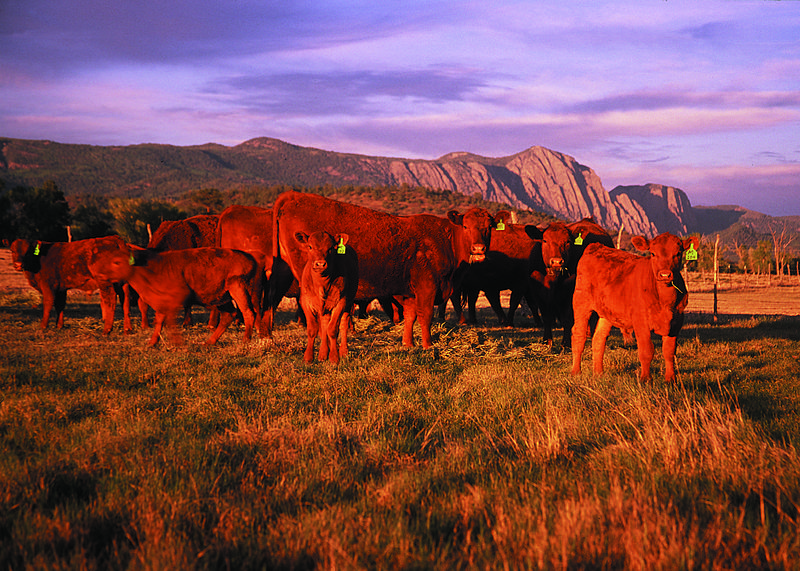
149,215 -> 218,250
46,237 -> 127,291
575,243 -> 652,328
275,192 -> 423,299
217,205 -> 273,252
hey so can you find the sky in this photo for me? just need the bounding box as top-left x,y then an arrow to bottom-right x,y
1,0 -> 799,217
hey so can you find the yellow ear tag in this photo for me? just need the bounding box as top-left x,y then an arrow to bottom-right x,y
496,220 -> 505,231
685,244 -> 698,261
128,254 -> 135,265
336,238 -> 346,255
574,233 -> 584,246
33,243 -> 40,256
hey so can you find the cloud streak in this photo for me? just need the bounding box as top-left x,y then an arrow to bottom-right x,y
1,0 -> 799,216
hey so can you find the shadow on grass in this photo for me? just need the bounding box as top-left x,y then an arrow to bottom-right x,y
684,313 -> 800,343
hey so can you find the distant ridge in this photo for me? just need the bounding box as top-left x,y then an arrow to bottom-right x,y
2,136 -> 796,240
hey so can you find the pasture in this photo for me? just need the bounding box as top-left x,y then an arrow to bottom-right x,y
1,250 -> 800,569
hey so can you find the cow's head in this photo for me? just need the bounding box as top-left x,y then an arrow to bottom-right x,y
525,222 -> 573,275
88,237 -> 136,283
447,208 -> 503,263
9,239 -> 31,272
294,231 -> 348,275
632,233 -> 696,285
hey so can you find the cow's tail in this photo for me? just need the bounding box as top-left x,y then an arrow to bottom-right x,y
272,199 -> 282,261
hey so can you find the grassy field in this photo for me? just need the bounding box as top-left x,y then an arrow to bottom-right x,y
1,261 -> 800,569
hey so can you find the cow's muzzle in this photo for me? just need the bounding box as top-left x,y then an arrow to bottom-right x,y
657,270 -> 674,282
547,258 -> 565,275
312,260 -> 328,273
469,244 -> 486,263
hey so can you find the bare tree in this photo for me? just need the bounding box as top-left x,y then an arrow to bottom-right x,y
769,222 -> 792,276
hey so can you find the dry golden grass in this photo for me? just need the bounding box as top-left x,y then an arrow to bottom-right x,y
2,252 -> 800,569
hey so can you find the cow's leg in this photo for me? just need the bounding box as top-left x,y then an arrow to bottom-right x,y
539,304 -> 556,347
302,304 -> 319,362
636,327 -> 655,382
265,258 -> 294,340
661,335 -> 678,382
591,317 -> 613,375
326,314 -> 341,364
337,311 -> 351,359
417,297 -> 436,350
37,288 -> 55,330
523,288 -> 543,326
465,290 -> 480,324
318,314 -> 330,361
204,312 -> 236,345
401,298 -> 417,347
99,284 -> 117,335
207,308 -> 218,329
559,304 -> 574,351
227,281 -> 257,342
121,284 -> 133,334
182,306 -> 195,327
138,296 -> 150,329
53,290 -> 68,330
484,289 -> 508,326
570,307 -> 592,376
506,287 -> 524,327
148,313 -> 166,347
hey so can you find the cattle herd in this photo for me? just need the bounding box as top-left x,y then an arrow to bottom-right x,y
9,191 -> 696,381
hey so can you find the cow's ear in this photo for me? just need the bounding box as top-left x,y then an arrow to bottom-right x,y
495,210 -> 512,225
294,231 -> 309,245
447,210 -> 464,225
683,237 -> 696,251
524,225 -> 543,240
631,236 -> 650,251
336,233 -> 349,246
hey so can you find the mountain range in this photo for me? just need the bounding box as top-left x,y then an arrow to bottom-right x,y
2,136 -> 797,243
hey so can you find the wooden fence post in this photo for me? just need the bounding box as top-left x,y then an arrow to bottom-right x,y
713,234 -> 719,323
616,225 -> 624,249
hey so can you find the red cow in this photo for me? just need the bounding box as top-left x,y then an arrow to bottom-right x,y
215,205 -> 304,336
10,236 -> 129,334
88,242 -> 264,347
141,215 -> 219,328
272,191 -> 499,349
445,213 -> 541,326
148,214 -> 218,250
526,218 -> 615,349
571,233 -> 695,382
294,231 -> 358,364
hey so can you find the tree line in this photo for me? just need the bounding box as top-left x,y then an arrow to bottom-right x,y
2,179 -> 797,275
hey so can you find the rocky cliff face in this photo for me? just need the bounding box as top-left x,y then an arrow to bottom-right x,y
347,145 -> 662,236
609,184 -> 696,236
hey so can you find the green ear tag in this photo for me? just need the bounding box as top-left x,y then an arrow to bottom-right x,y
128,254 -> 135,265
33,243 -> 40,256
574,233 -> 584,246
496,220 -> 505,231
336,238 -> 346,255
685,244 -> 698,261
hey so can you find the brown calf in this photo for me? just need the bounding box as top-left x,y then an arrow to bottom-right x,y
295,231 -> 358,364
571,233 -> 695,382
89,242 -> 263,347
